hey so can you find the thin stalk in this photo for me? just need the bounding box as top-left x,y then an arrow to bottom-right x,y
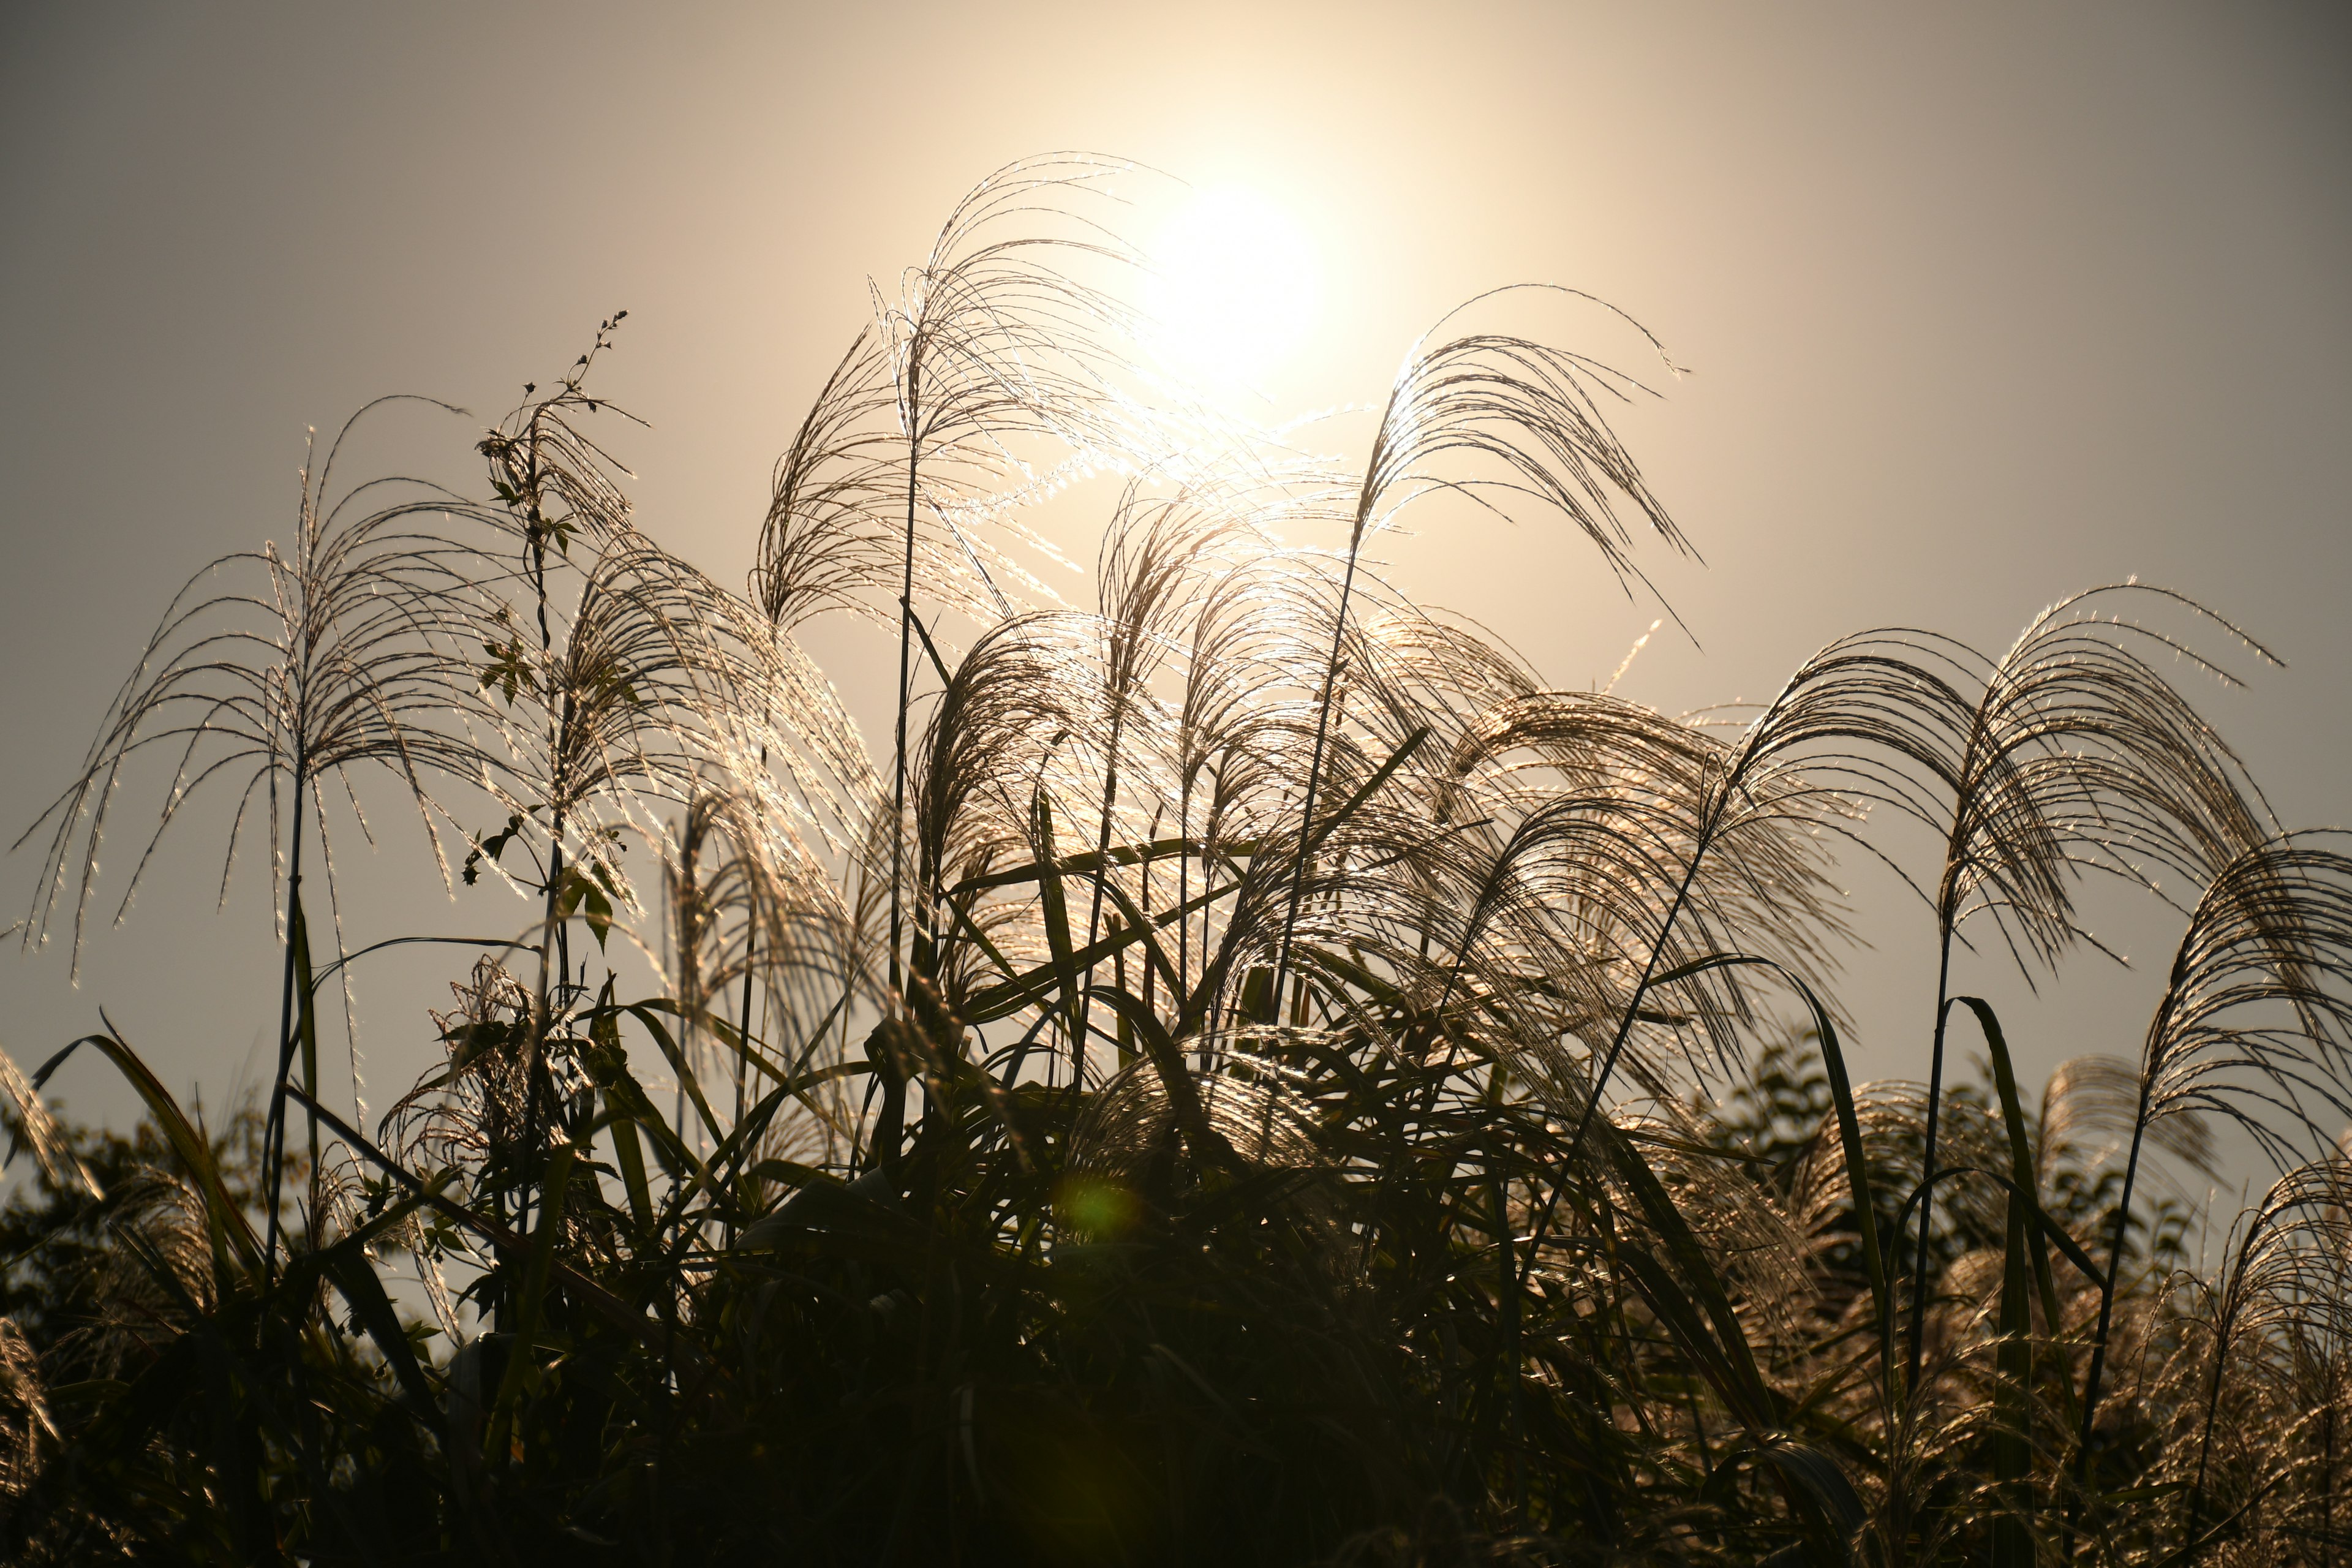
1074,704 -> 1127,1079
1419,827 -> 1536,1117
1137,805 -> 1163,1022
728,921 -> 755,1249
2189,1227 -> 2258,1533
1914,688 -> 1999,1400
518,811 -> 564,1253
1273,532 -> 1365,1019
262,755 -> 308,1280
889,371 -> 921,1000
2072,961 -> 2188,1544
2324,1391 -> 2337,1568
1562,838 -> 1707,1164
873,363 -> 921,1178
1908,930 -> 1958,1395
514,483 -> 563,1270
1200,790 -> 1232,1042
1507,810 -> 1719,1439
2072,1068 -> 2154,1520
1175,775 -> 1192,1029
730,742 -> 766,1244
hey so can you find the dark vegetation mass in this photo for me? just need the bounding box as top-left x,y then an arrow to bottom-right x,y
2,156 -> 2348,1565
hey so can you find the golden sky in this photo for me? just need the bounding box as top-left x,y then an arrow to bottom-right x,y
2,1 -> 2346,1148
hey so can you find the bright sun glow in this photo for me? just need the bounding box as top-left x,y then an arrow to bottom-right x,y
1147,184 -> 1319,390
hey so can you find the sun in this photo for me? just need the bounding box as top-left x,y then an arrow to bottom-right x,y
1145,184 -> 1319,391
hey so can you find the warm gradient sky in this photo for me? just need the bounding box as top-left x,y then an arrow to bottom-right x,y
3,3 -> 2347,1166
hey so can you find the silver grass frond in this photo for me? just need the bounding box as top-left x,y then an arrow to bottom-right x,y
0,1042 -> 99,1201
2136,831 -> 2352,1170
16,400 -> 496,971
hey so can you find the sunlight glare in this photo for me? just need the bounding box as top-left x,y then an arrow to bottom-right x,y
1147,184 -> 1319,390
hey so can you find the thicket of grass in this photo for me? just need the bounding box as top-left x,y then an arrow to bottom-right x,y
2,156 -> 2348,1566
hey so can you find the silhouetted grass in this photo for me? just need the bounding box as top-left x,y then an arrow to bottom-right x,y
2,156 -> 2347,1566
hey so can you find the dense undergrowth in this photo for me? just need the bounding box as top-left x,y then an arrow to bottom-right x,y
2,156 -> 2348,1566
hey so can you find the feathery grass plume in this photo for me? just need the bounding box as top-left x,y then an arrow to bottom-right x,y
470,535 -> 741,917
864,153 -> 1215,1015
1272,285 -> 1692,1019
0,1042 -> 100,1202
1065,480 -> 1272,1048
0,1317 -> 51,1509
2038,1050 -> 2218,1191
1895,587 -> 2280,1390
386,955 -> 534,1202
705,775 -> 876,1109
467,349 -> 771,969
910,475 -> 1276,1078
751,327 -> 929,635
2173,1152 -> 2352,1558
662,785 -> 807,1160
1502,637 -> 1938,1296
1499,584 -> 2275,1396
74,1166 -> 224,1374
734,570 -> 886,1127
490,324 -> 886,1202
464,523 -> 790,1265
13,396 -> 497,1272
2073,832 -> 2352,1500
1434,685 -> 1851,1082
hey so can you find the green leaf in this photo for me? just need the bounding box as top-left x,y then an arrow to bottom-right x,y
290,897 -> 320,1171
462,812 -> 526,886
1653,952 -> 1891,1395
555,864 -> 618,952
947,833 -> 1263,897
964,875 -> 1240,1026
1954,994 -> 2069,1562
1956,996 -> 2073,1348
1755,1437 -> 1866,1566
582,883 -> 612,950
586,979 -> 654,1234
34,1022 -> 262,1276
1593,1116 -> 1775,1431
1031,787 -> 1083,1054
1084,985 -> 1221,1161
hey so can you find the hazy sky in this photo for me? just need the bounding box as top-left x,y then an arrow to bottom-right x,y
3,2 -> 2346,1156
